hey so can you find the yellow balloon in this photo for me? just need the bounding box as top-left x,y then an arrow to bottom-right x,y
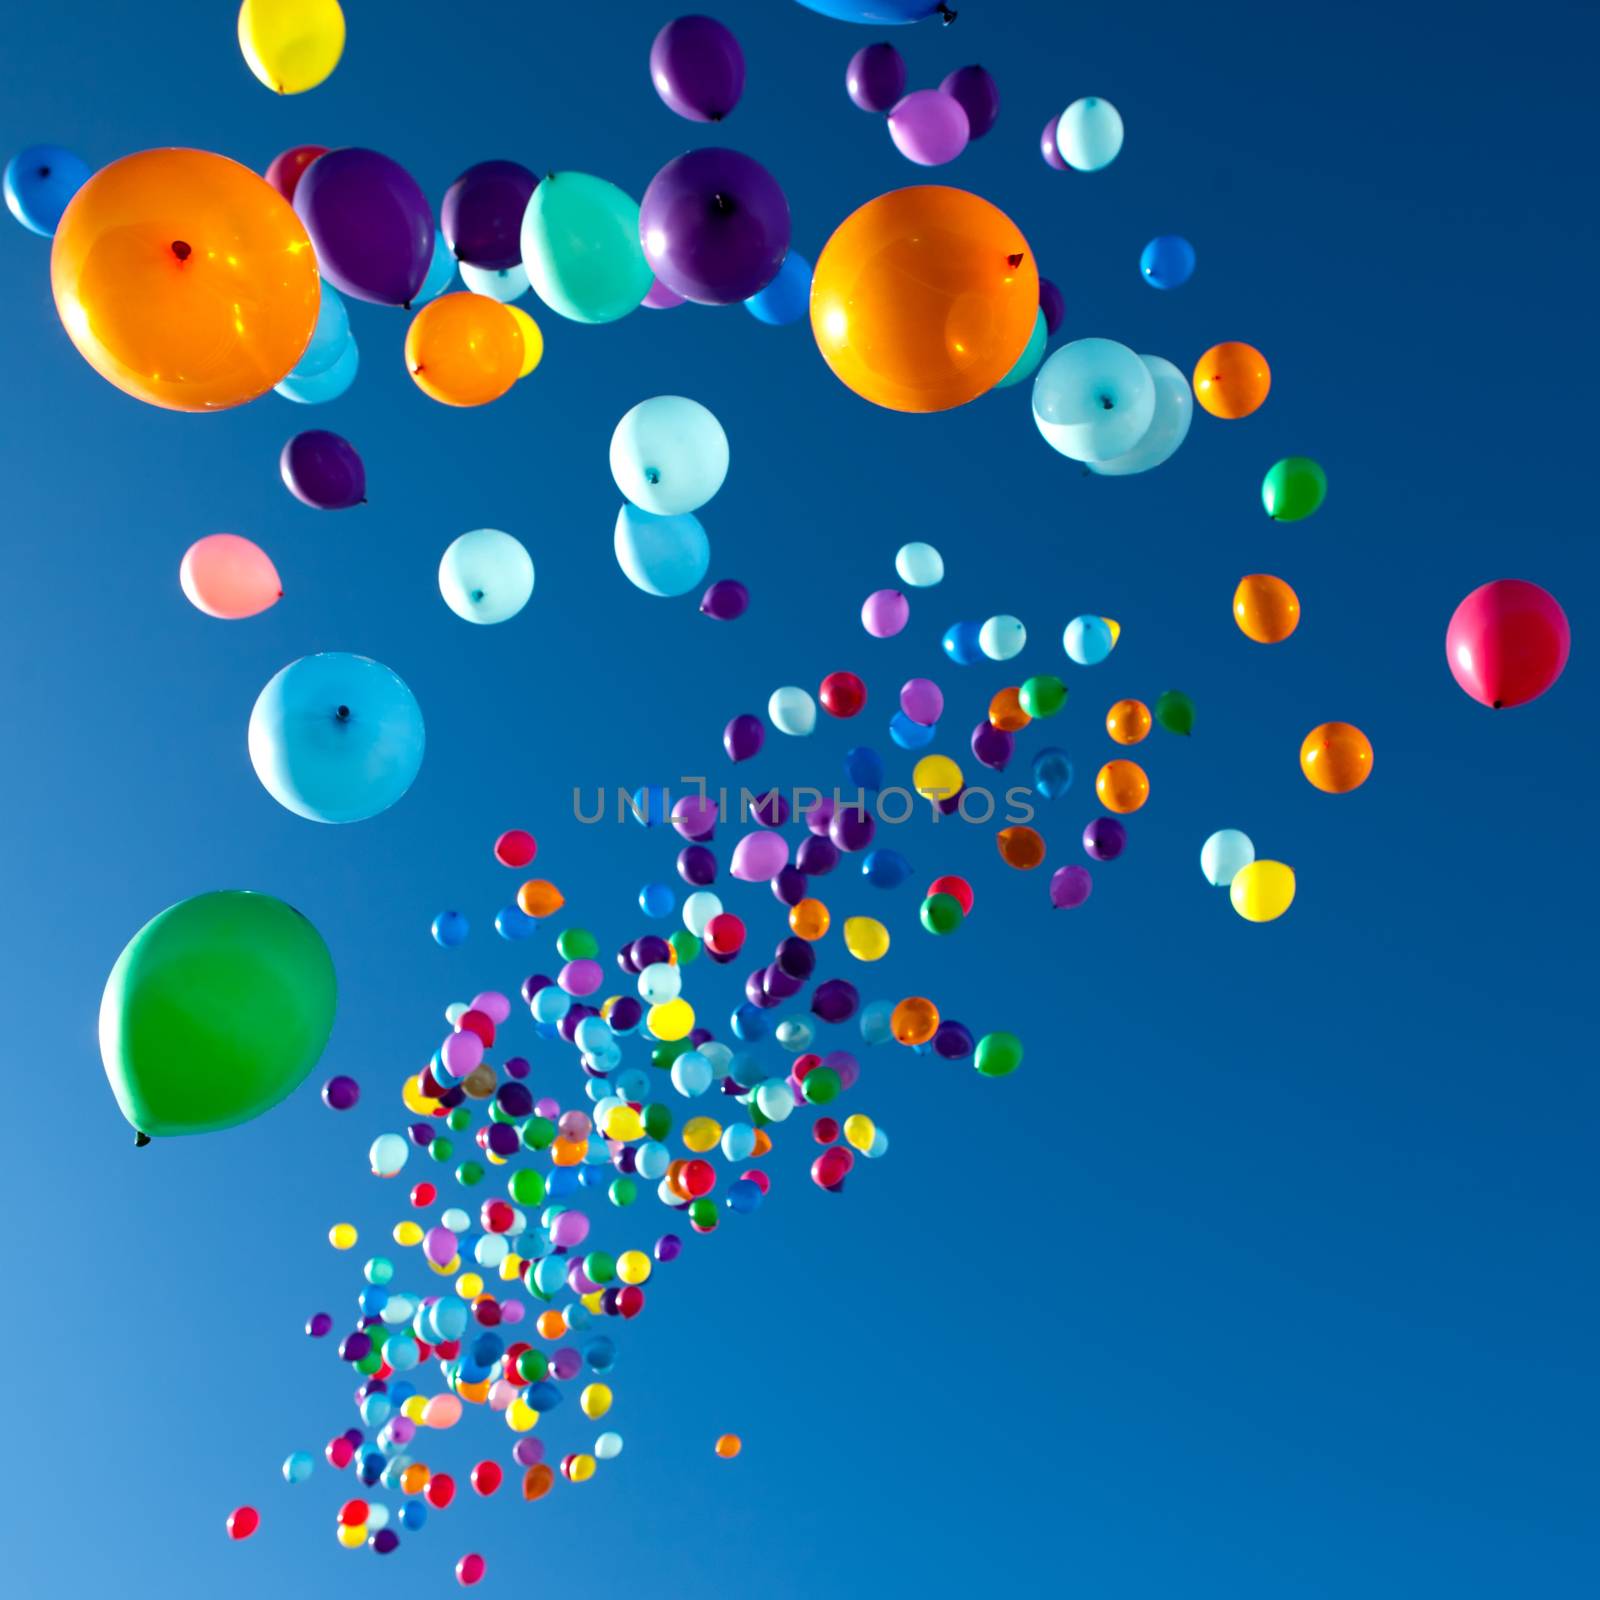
238,0 -> 346,95
328,1222 -> 357,1250
567,1452 -> 597,1482
401,1395 -> 428,1423
912,754 -> 963,801
499,1253 -> 523,1281
506,1397 -> 540,1432
336,1521 -> 366,1549
428,1254 -> 460,1276
580,1383 -> 613,1420
843,916 -> 890,961
455,1272 -> 484,1299
393,1220 -> 423,1247
616,1249 -> 652,1286
843,1113 -> 876,1152
1230,860 -> 1296,922
580,1290 -> 604,1315
507,305 -> 545,378
1103,616 -> 1121,645
648,997 -> 695,1041
403,1073 -> 441,1115
604,1104 -> 645,1141
682,1116 -> 722,1153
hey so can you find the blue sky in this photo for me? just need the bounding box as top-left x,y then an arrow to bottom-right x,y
2,1 -> 1597,1595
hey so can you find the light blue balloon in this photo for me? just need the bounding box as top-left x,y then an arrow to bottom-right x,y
865,1127 -> 890,1158
894,541 -> 944,588
636,1139 -> 669,1179
755,1079 -> 795,1121
721,1122 -> 757,1161
671,1049 -> 713,1097
432,910 -> 469,947
1033,338 -> 1156,462
614,504 -> 710,596
614,1067 -> 650,1101
416,228 -> 458,304
459,260 -> 530,302
532,984 -> 571,1024
1032,747 -> 1074,798
610,395 -> 728,516
859,999 -> 894,1045
533,1256 -> 567,1297
793,1 -> 944,20
4,144 -> 89,236
1086,356 -> 1193,477
595,1430 -> 624,1460
639,881 -> 675,918
889,710 -> 937,749
247,653 -> 425,824
776,1017 -> 813,1052
979,614 -> 1026,660
438,528 -> 535,624
295,283 -> 351,378
275,334 -> 359,403
282,1450 -> 314,1485
744,250 -> 812,325
1063,614 -> 1115,666
1056,96 -> 1124,171
993,308 -> 1047,390
575,1015 -> 612,1054
1200,828 -> 1255,888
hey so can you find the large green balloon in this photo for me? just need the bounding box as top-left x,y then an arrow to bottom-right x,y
99,890 -> 336,1140
519,172 -> 651,325
1261,456 -> 1327,521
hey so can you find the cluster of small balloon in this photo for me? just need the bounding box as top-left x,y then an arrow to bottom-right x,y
862,59 -> 1000,169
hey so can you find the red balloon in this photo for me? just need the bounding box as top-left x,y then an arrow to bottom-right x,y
338,1498 -> 368,1527
927,874 -> 974,914
1446,579 -> 1570,709
410,1181 -> 436,1207
704,913 -> 746,955
457,1552 -> 487,1586
227,1505 -> 260,1540
426,1473 -> 457,1509
743,1167 -> 771,1195
325,1436 -> 354,1468
482,1200 -> 515,1234
811,1146 -> 853,1190
494,828 -> 537,867
813,1116 -> 840,1144
470,1460 -> 503,1496
682,1158 -> 716,1197
819,671 -> 867,718
618,1284 -> 645,1318
458,1008 -> 495,1047
264,145 -> 327,203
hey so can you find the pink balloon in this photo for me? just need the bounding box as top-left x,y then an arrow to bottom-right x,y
861,589 -> 910,638
179,534 -> 281,619
423,1225 -> 459,1266
470,990 -> 511,1024
423,1393 -> 462,1428
559,958 -> 602,996
887,90 -> 971,167
550,1210 -> 590,1249
1446,579 -> 1570,709
899,678 -> 944,726
441,1029 -> 483,1078
730,830 -> 788,882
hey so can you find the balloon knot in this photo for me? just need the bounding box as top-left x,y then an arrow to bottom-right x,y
1006,253 -> 1023,269
335,705 -> 351,722
1492,700 -> 1503,710
135,1131 -> 151,1147
712,193 -> 733,215
938,2 -> 958,21
171,240 -> 192,262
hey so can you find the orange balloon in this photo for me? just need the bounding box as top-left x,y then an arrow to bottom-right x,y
996,825 -> 1046,869
405,292 -> 524,407
50,148 -> 318,411
517,879 -> 565,918
1193,341 -> 1271,419
988,687 -> 1030,732
1105,699 -> 1151,745
549,1136 -> 587,1167
1095,760 -> 1149,814
522,1464 -> 555,1501
751,1128 -> 772,1156
811,186 -> 1039,413
788,898 -> 830,941
890,997 -> 940,1046
1233,574 -> 1300,644
1300,722 -> 1373,793
714,1434 -> 742,1459
535,1310 -> 566,1340
399,1464 -> 428,1495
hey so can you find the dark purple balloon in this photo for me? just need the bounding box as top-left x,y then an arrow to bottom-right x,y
609,996 -> 643,1032
775,936 -> 815,980
504,1055 -> 530,1079
655,1233 -> 683,1262
407,1121 -> 434,1147
372,1528 -> 400,1554
750,789 -> 789,827
932,1020 -> 975,1059
772,865 -> 808,906
281,430 -> 366,510
306,1311 -> 333,1338
631,936 -> 672,969
745,968 -> 776,1009
1083,816 -> 1127,861
724,713 -> 764,763
294,147 -> 434,307
678,844 -> 718,885
650,15 -> 746,122
497,1082 -> 534,1118
521,973 -> 552,1004
441,160 -> 539,270
796,835 -> 838,876
811,978 -> 860,1024
971,720 -> 1014,771
487,1122 -> 520,1157
688,1026 -> 713,1048
804,796 -> 836,837
939,65 -> 1000,138
829,806 -> 875,853
763,963 -> 804,1002
640,148 -> 790,305
321,1073 -> 360,1110
937,791 -> 962,816
846,42 -> 905,113
1038,276 -> 1065,336
700,578 -> 749,620
1049,864 -> 1094,908
339,1330 -> 372,1363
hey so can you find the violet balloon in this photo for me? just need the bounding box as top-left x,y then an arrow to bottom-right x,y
1083,816 -> 1127,861
280,430 -> 366,510
643,279 -> 687,310
971,721 -> 1014,771
1039,277 -> 1065,336
723,713 -> 764,763
639,147 -> 790,305
294,148 -> 435,307
441,160 -> 539,270
939,65 -> 1000,138
887,89 -> 970,166
846,42 -> 906,112
700,578 -> 749,620
1049,865 -> 1093,909
650,15 -> 746,122
1041,117 -> 1070,171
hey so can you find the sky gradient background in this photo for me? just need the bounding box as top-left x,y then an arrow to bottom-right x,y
2,1 -> 1597,1595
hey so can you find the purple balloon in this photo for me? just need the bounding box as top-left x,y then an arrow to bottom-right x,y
642,278 -> 687,310
939,65 -> 1000,138
306,1311 -> 333,1338
294,148 -> 434,307
724,713 -> 764,763
513,1438 -> 544,1468
672,792 -> 718,840
441,160 -> 539,270
1083,816 -> 1127,861
655,1233 -> 683,1262
796,834 -> 838,876
731,830 -> 788,882
888,90 -> 970,167
1039,276 -> 1065,336
750,789 -> 789,827
811,978 -> 860,1024
900,678 -> 944,726
861,589 -> 909,637
639,148 -> 790,305
829,806 -> 875,853
1041,117 -> 1070,172
609,996 -> 643,1032
804,796 -> 836,837
280,430 -> 365,510
763,963 -> 804,1002
486,1122 -> 520,1157
650,15 -> 746,122
1050,864 -> 1094,909
970,720 -> 1014,771
846,42 -> 906,113
932,1020 -> 974,1059
677,844 -> 718,885
631,936 -> 671,969
700,578 -> 749,620
321,1074 -> 360,1111
772,865 -> 808,906
775,936 -> 815,980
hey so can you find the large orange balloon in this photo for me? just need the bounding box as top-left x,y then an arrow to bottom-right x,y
1095,759 -> 1149,813
890,997 -> 940,1046
1300,722 -> 1373,793
1233,574 -> 1300,643
811,186 -> 1038,412
1105,699 -> 1151,745
405,292 -> 524,407
50,148 -> 318,411
1193,341 -> 1271,419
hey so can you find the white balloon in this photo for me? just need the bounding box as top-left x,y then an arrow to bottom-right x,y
1087,356 -> 1194,476
768,685 -> 818,735
609,395 -> 729,515
682,890 -> 723,938
439,528 -> 535,624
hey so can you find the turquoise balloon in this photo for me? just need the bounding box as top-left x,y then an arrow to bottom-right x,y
1056,96 -> 1124,171
744,250 -> 812,326
1033,338 -> 1155,462
248,653 -> 425,824
609,395 -> 729,516
1062,614 -> 1114,665
1200,829 -> 1255,888
614,504 -> 710,597
993,308 -> 1047,390
459,260 -> 529,302
295,283 -> 351,378
521,171 -> 651,324
1086,355 -> 1193,476
859,999 -> 894,1045
282,1450 -> 314,1484
1032,747 -> 1074,798
275,335 -> 358,404
721,1122 -> 757,1161
415,228 -> 458,304
438,528 -> 535,624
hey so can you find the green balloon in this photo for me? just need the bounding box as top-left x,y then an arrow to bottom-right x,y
1154,688 -> 1196,736
1261,456 -> 1327,521
521,172 -> 651,325
585,1249 -> 617,1284
668,929 -> 701,965
428,1137 -> 454,1163
642,1102 -> 673,1141
802,1065 -> 841,1104
456,1160 -> 485,1187
687,1197 -> 718,1230
509,1167 -> 546,1206
99,890 -> 336,1141
920,892 -> 964,935
1019,674 -> 1068,719
974,1030 -> 1024,1078
521,1116 -> 556,1151
609,1176 -> 637,1207
556,926 -> 599,960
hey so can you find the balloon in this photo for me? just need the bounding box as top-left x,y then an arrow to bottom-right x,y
745,250 -> 812,325
899,712 -> 942,751
1105,699 -> 1151,744
846,42 -> 906,112
1193,342 -> 1270,419
812,186 -> 1038,412
701,578 -> 749,620
714,1433 -> 742,1458
1445,579 -> 1570,709
100,890 -> 336,1140
861,589 -> 910,637
912,754 -> 962,801
1095,760 -> 1148,814
432,910 -> 468,946
993,309 -> 1046,390
439,529 -> 535,624
1062,614 -> 1117,665
610,396 -> 729,515
769,686 -> 817,735
238,0 -> 345,94
283,1450 -> 314,1484
505,306 -> 545,377
1018,675 -> 1066,718
264,144 -> 325,202
1039,277 -> 1065,336
180,534 -> 282,619
997,826 -> 1045,869
940,65 -> 1000,138
416,228 -> 459,303
1300,723 -> 1374,793
650,16 -> 746,122
614,505 -> 710,597
4,144 -> 89,235
1040,117 -> 1069,171
648,281 -> 685,308
844,916 -> 891,962
1056,97 -> 1123,171
942,621 -> 984,664
51,148 -> 318,410
459,261 -> 529,302
1085,355 -> 1193,476
280,429 -> 365,509
1233,574 -> 1300,644
891,997 -> 939,1045
723,714 -> 763,763
1140,235 -> 1195,289
640,147 -> 790,305
979,615 -> 1026,660
900,678 -> 943,725
888,90 -> 970,166
457,1553 -> 487,1586
895,541 -> 943,587
1200,829 -> 1254,887
275,334 -> 358,403
294,283 -> 351,378
1032,747 -> 1072,798
294,147 -> 433,307
1154,689 -> 1196,735
797,0 -> 943,19
920,892 -> 962,934
974,1031 -> 1023,1077
1050,865 -> 1093,909
321,1074 -> 358,1109
227,1506 -> 260,1540
1033,338 -> 1156,462
1262,457 -> 1327,520
248,652 -> 425,823
521,172 -> 651,323
1230,861 -> 1295,923
405,293 -> 524,407
442,160 -> 538,270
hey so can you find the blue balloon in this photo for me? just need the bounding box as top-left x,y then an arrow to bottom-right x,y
586,1335 -> 618,1371
1062,614 -> 1116,665
941,621 -> 984,665
843,745 -> 884,792
639,881 -> 675,918
495,903 -> 537,940
3,144 -> 89,236
889,710 -> 936,750
399,1501 -> 427,1532
296,284 -> 352,378
861,849 -> 912,889
546,1166 -> 580,1198
613,504 -> 710,597
459,260 -> 529,302
744,250 -> 813,325
859,999 -> 895,1045
432,910 -> 469,947
1140,235 -> 1195,289
732,1002 -> 770,1041
630,784 -> 670,825
1032,747 -> 1074,799
532,985 -> 571,1024
415,226 -> 459,304
726,1178 -> 762,1213
793,0 -> 946,20
249,653 -> 425,823
275,334 -> 359,403
1085,356 -> 1193,477
282,1450 -> 314,1484
1033,338 -> 1156,462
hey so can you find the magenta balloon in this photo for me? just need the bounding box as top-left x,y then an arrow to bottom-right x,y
899,678 -> 944,725
846,42 -> 906,112
731,830 -> 788,882
1040,116 -> 1070,171
441,1030 -> 483,1077
861,589 -> 909,637
280,429 -> 366,510
1445,579 -> 1571,709
550,1210 -> 590,1249
293,147 -> 434,307
672,793 -> 719,840
642,278 -> 687,309
1049,865 -> 1093,909
559,959 -> 603,996
441,160 -> 539,270
887,90 -> 970,166
939,65 -> 1000,138
423,1226 -> 457,1266
649,15 -> 746,122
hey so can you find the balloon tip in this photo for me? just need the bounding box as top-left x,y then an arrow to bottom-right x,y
134,1130 -> 151,1147
1492,700 -> 1503,710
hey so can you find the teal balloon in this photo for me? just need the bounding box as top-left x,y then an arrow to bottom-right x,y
99,891 -> 337,1140
993,308 -> 1047,390
459,260 -> 529,302
614,504 -> 710,597
1032,747 -> 1073,798
521,171 -> 651,324
248,653 -> 425,823
275,335 -> 358,403
295,284 -> 351,378
1056,97 -> 1124,171
1033,338 -> 1155,462
282,1450 -> 314,1484
1086,355 -> 1193,476
415,228 -> 458,304
1062,614 -> 1115,665
1200,828 -> 1255,888
744,250 -> 812,326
